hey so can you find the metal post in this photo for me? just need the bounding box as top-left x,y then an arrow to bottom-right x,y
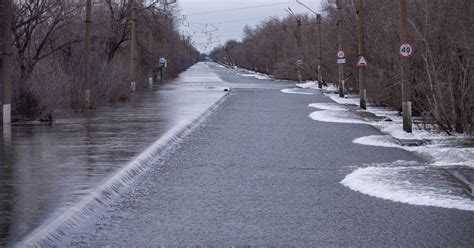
2,0 -> 13,124
356,0 -> 367,109
316,14 -> 323,89
336,0 -> 345,98
400,0 -> 412,133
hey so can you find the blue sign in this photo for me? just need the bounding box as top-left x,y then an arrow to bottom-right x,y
159,57 -> 167,68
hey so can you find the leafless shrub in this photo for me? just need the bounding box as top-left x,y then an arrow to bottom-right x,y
211,0 -> 473,135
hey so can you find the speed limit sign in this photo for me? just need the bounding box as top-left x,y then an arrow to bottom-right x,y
337,51 -> 345,59
399,42 -> 414,58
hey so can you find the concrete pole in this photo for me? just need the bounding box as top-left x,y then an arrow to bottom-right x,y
130,0 -> 138,92
356,0 -> 367,109
336,0 -> 345,98
400,0 -> 412,133
316,14 -> 323,89
160,68 -> 164,84
2,0 -> 13,124
83,0 -> 92,109
282,24 -> 288,78
296,20 -> 303,83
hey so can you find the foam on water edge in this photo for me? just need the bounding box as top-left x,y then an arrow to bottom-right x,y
18,92 -> 230,247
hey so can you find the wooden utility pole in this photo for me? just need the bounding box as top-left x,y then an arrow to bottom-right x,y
130,0 -> 138,92
1,0 -> 13,124
399,0 -> 412,132
82,0 -> 92,109
316,14 -> 323,89
336,0 -> 345,98
356,0 -> 367,109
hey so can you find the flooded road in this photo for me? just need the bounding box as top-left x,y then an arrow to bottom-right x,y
0,63 -> 228,246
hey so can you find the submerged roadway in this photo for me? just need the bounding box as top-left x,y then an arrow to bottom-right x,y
64,63 -> 474,247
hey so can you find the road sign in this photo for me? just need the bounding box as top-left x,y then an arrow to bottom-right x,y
356,55 -> 368,67
296,59 -> 304,67
337,51 -> 345,59
337,58 -> 346,64
399,42 -> 414,58
159,57 -> 167,68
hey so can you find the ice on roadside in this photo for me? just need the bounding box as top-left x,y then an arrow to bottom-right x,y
239,73 -> 272,80
281,88 -> 315,95
295,81 -> 339,92
309,110 -> 366,124
309,103 -> 349,111
234,67 -> 273,80
296,81 -> 319,90
341,161 -> 474,212
304,89 -> 474,211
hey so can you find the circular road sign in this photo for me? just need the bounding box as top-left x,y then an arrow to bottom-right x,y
399,42 -> 414,58
337,51 -> 345,59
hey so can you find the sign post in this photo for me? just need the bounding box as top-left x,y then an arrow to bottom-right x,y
356,0 -> 368,109
159,57 -> 167,84
399,42 -> 414,58
399,0 -> 413,133
336,0 -> 345,98
296,59 -> 304,83
356,55 -> 368,67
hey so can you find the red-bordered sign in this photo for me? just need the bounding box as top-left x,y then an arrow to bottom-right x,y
356,55 -> 368,67
399,42 -> 415,58
337,51 -> 345,59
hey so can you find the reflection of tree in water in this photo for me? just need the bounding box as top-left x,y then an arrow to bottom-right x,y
0,126 -> 14,246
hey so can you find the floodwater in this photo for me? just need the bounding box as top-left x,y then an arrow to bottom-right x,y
0,62 -> 228,246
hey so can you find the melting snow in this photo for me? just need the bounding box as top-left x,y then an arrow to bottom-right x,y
341,161 -> 474,211
281,88 -> 315,95
301,84 -> 474,211
309,110 -> 366,124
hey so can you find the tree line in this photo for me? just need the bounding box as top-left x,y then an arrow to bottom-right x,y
1,0 -> 199,122
210,0 -> 473,135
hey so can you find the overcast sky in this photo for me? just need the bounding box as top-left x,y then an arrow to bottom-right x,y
176,0 -> 324,54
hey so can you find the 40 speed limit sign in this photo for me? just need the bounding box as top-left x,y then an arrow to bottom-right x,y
399,42 -> 414,58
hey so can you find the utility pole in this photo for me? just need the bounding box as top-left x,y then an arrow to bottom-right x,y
82,0 -> 92,109
130,0 -> 138,92
282,24 -> 288,78
1,0 -> 13,124
356,0 -> 367,109
336,0 -> 345,98
316,14 -> 323,89
296,19 -> 303,83
399,0 -> 412,132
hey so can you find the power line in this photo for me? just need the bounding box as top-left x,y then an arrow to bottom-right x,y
183,1 -> 294,16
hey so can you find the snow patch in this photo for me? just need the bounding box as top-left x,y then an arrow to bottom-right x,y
353,135 -> 402,148
240,73 -> 271,80
295,81 -> 339,92
281,88 -> 314,95
341,163 -> 474,211
325,94 -> 360,105
296,81 -> 319,90
309,103 -> 348,111
309,110 -> 366,124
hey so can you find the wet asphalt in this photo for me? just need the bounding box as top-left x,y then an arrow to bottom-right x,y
66,64 -> 474,247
